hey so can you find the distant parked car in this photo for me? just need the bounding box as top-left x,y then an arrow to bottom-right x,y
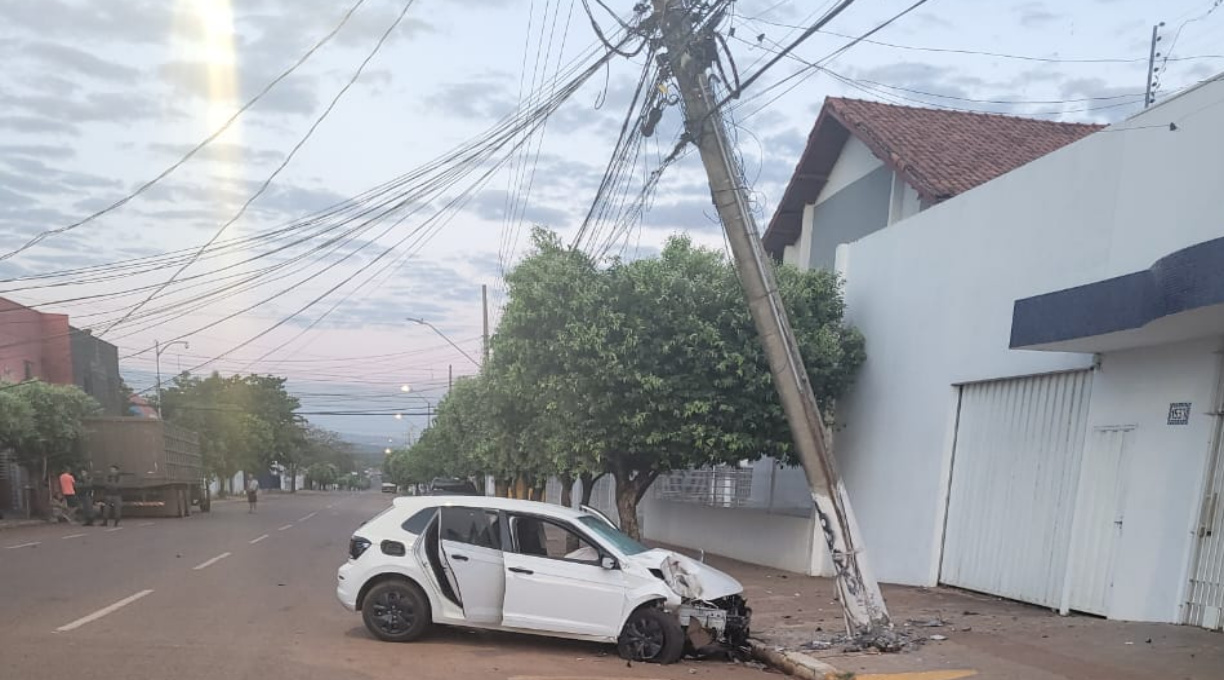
426,477 -> 480,496
336,496 -> 750,663
381,482 -> 397,494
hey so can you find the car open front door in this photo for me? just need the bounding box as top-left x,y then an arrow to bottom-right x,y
438,506 -> 505,625
501,514 -> 626,638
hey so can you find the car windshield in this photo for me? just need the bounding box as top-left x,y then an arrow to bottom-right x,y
577,515 -> 648,556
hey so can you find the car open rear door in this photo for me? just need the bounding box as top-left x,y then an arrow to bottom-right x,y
438,506 -> 505,625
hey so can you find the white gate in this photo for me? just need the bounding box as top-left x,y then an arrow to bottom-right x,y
1185,398 -> 1224,630
939,370 -> 1094,607
1064,426 -> 1133,615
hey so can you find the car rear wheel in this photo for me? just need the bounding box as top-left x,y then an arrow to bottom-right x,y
617,607 -> 684,664
362,580 -> 431,642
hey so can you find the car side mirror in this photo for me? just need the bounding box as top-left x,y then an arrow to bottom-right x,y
601,556 -> 618,570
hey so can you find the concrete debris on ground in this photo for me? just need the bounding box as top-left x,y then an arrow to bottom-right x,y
651,542 -> 1224,680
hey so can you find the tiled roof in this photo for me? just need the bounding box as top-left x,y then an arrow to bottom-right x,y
763,98 -> 1103,256
825,97 -> 1104,201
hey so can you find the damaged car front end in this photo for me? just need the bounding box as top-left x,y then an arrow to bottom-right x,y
636,551 -> 753,656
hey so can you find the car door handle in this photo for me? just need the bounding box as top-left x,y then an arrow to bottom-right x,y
450,554 -> 469,562
508,567 -> 533,575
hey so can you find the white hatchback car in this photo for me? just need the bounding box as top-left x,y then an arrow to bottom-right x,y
337,496 -> 751,663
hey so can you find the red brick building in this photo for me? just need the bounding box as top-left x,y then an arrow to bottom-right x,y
0,296 -> 73,385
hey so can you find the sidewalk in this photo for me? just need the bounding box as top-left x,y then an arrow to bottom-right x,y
669,547 -> 1222,680
0,517 -> 44,532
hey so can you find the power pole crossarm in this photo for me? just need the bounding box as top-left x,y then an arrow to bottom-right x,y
651,0 -> 890,636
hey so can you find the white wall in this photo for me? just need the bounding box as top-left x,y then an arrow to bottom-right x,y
640,492 -> 825,574
817,136 -> 883,203
832,77 -> 1224,586
1085,338 -> 1221,622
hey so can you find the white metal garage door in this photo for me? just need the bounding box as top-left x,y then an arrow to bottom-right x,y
1185,401 -> 1224,630
939,370 -> 1094,608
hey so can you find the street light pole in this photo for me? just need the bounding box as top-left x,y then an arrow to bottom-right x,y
405,318 -> 481,367
154,339 -> 189,418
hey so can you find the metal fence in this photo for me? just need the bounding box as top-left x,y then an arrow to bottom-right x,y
655,466 -> 754,508
655,458 -> 813,517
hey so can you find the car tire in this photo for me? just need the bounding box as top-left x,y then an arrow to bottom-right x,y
362,580 -> 431,643
617,607 -> 685,664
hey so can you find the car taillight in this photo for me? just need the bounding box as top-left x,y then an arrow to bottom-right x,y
349,536 -> 372,560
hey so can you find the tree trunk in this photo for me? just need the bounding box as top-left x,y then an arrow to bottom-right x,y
289,464 -> 297,493
579,471 -> 604,508
560,474 -> 578,552
611,467 -> 658,540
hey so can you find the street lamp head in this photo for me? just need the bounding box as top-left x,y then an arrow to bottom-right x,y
400,384 -> 411,393
394,413 -> 403,420
405,317 -> 425,325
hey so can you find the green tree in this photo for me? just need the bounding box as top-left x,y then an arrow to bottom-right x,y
1,380 -> 100,489
489,230 -> 865,537
0,387 -> 34,453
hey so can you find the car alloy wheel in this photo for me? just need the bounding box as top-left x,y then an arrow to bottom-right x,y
371,588 -> 415,635
617,607 -> 684,664
362,580 -> 430,642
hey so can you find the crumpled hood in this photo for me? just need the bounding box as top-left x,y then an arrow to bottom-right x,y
626,549 -> 743,601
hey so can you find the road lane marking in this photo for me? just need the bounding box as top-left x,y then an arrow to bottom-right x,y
192,552 -> 232,570
62,533 -> 86,540
249,534 -> 269,544
138,522 -> 154,527
278,524 -> 293,531
325,504 -> 333,509
298,512 -> 316,522
56,589 -> 154,632
105,527 -> 123,533
5,542 -> 40,549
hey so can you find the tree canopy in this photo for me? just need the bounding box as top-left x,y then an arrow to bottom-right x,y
0,380 -> 100,475
389,228 -> 865,537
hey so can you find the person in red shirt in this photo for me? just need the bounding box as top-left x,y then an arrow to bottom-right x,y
59,468 -> 78,520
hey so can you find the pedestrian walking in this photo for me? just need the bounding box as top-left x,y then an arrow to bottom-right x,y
101,465 -> 123,527
58,468 -> 78,521
247,477 -> 259,513
77,468 -> 96,526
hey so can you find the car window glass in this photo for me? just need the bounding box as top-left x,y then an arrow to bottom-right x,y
439,507 -> 501,550
511,515 -> 600,563
401,507 -> 436,535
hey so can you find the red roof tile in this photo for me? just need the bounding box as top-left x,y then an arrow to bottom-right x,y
763,98 -> 1103,256
825,97 -> 1103,201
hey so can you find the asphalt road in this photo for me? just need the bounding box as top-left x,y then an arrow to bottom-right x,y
0,492 -> 771,680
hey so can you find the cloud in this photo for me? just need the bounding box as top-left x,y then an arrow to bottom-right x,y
147,142 -> 283,166
0,115 -> 80,136
0,144 -> 77,160
465,189 -> 570,227
426,73 -> 517,119
1015,2 -> 1059,28
641,198 -> 722,232
18,41 -> 142,83
158,60 -> 320,116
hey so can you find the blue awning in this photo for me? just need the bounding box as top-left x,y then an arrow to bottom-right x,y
1011,236 -> 1224,352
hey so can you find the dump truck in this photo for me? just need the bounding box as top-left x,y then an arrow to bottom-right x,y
80,417 -> 210,517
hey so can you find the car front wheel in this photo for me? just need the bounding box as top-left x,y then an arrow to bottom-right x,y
617,607 -> 684,664
362,580 -> 431,642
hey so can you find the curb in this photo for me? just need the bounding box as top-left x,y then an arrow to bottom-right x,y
0,520 -> 45,532
748,639 -> 844,680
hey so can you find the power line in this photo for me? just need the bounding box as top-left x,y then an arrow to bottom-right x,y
0,0 -> 370,263
98,0 -> 421,339
743,15 -> 1224,64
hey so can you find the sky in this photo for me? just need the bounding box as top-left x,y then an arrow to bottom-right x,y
1,0 -> 1221,442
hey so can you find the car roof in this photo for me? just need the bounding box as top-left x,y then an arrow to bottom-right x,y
391,494 -> 594,521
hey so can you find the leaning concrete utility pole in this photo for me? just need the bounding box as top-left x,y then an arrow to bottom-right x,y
650,0 -> 890,635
